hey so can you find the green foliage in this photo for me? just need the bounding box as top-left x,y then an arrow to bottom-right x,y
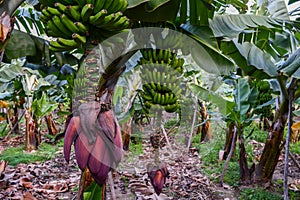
244,125 -> 268,143
0,143 -> 59,166
193,134 -> 226,164
5,30 -> 37,59
32,92 -> 59,118
222,162 -> 240,187
193,132 -> 240,186
0,122 -> 8,137
290,142 -> 300,155
239,187 -> 282,200
164,119 -> 178,129
83,181 -> 104,200
289,190 -> 300,200
129,142 -> 144,156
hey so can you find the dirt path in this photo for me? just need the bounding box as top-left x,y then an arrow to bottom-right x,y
1,136 -> 300,199
0,137 -> 239,199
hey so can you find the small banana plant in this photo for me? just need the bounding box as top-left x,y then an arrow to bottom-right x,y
21,68 -> 51,151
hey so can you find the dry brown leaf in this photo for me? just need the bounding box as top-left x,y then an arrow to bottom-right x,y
0,160 -> 7,178
23,191 -> 37,200
289,179 -> 300,191
0,12 -> 12,42
20,177 -> 33,189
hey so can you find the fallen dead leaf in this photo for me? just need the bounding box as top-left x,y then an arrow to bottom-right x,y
20,177 -> 33,189
0,160 -> 7,178
23,191 -> 37,200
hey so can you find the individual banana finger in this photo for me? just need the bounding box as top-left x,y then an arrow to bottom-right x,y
81,4 -> 94,22
61,14 -> 80,33
103,16 -> 130,31
52,15 -> 73,37
40,14 -> 50,23
107,0 -> 128,14
50,40 -> 73,51
93,0 -> 106,13
41,8 -> 52,19
95,15 -> 115,29
54,2 -> 66,13
102,0 -> 114,13
57,37 -> 80,48
89,9 -> 107,25
72,33 -> 87,44
66,5 -> 81,21
157,93 -> 162,105
46,6 -> 61,16
74,21 -> 88,34
47,19 -> 68,38
142,93 -> 153,101
164,102 -> 179,113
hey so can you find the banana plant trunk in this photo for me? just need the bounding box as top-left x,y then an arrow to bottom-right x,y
197,101 -> 211,142
223,122 -> 236,160
25,109 -> 37,151
238,131 -> 252,183
122,118 -> 132,151
34,117 -> 41,146
7,104 -> 20,134
45,113 -> 58,135
254,100 -> 288,182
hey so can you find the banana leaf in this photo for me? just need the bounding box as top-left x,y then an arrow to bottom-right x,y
5,30 -> 36,59
125,0 -> 181,22
278,48 -> 300,79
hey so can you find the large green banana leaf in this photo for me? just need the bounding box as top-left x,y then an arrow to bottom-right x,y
278,48 -> 300,78
0,63 -> 23,93
188,83 -> 234,116
125,0 -> 181,22
181,22 -> 235,75
268,0 -> 290,20
209,14 -> 283,38
232,40 -> 278,79
0,0 -> 24,16
5,30 -> 37,59
234,78 -> 251,121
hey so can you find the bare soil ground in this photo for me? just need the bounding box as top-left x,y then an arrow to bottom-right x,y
0,134 -> 300,199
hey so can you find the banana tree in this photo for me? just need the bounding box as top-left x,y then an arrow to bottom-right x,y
32,92 -> 59,142
190,77 -> 265,184
208,0 -> 300,182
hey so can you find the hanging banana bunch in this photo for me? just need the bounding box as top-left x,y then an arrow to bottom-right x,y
39,0 -> 130,51
137,48 -> 185,115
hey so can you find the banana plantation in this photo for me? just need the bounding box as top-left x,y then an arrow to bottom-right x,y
1,0 -> 300,199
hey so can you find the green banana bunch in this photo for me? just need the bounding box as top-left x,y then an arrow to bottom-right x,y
89,11 -> 130,31
39,0 -> 130,52
137,48 -> 186,114
91,0 -> 128,14
140,80 -> 180,114
139,49 -> 184,73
